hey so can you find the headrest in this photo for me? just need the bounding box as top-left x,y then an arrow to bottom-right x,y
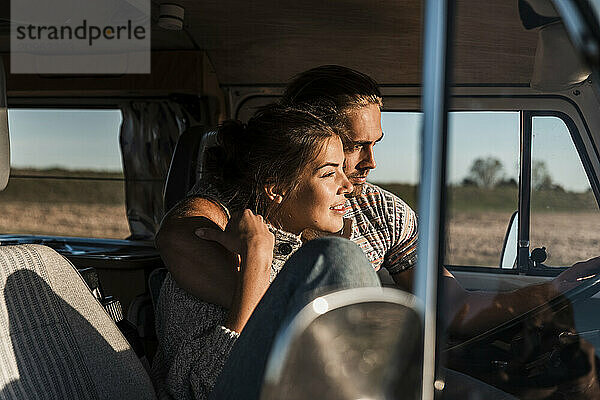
519,1 -> 592,91
195,130 -> 219,181
0,58 -> 8,191
522,0 -> 558,20
519,0 -> 560,30
162,127 -> 217,213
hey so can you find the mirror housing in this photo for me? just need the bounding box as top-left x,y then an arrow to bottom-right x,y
261,287 -> 423,400
0,57 -> 8,191
531,22 -> 591,91
500,211 -> 519,269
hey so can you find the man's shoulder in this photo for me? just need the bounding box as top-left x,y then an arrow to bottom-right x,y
345,182 -> 413,221
362,182 -> 396,198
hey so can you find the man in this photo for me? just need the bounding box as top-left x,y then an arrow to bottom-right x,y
156,65 -> 597,337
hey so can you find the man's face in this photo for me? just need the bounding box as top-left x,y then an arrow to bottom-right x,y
343,103 -> 383,189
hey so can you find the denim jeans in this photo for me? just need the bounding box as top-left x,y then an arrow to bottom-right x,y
209,237 -> 381,400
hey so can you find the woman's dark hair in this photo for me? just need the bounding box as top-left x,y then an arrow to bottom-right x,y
280,65 -> 383,146
204,104 -> 337,218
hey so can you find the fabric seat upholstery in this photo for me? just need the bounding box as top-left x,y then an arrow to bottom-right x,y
148,267 -> 168,312
0,244 -> 156,399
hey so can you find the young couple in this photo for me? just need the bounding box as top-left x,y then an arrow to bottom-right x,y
152,65 -> 600,400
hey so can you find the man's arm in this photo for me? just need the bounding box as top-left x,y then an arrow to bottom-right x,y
155,196 -> 239,308
391,266 -> 453,293
392,258 -> 600,339
392,266 -> 551,337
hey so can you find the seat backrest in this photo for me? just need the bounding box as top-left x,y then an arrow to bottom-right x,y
0,244 -> 156,400
162,125 -> 205,213
148,267 -> 168,311
163,126 -> 218,213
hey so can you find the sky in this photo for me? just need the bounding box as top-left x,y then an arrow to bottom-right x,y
8,109 -> 123,172
7,109 -> 592,192
371,111 -> 591,192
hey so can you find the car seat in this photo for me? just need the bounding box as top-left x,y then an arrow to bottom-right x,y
163,126 -> 217,213
0,244 -> 156,399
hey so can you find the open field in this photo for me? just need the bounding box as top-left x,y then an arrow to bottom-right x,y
0,169 -> 130,238
379,182 -> 599,267
446,211 -> 600,267
0,171 -> 597,266
0,201 -> 130,239
1,202 -> 596,267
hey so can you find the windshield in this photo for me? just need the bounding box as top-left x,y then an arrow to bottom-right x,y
436,1 -> 600,398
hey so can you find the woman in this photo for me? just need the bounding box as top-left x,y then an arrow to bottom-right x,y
151,104 -> 381,400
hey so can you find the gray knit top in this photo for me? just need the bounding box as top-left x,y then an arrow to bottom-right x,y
151,186 -> 303,399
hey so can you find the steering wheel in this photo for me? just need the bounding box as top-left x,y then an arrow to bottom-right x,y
444,260 -> 600,396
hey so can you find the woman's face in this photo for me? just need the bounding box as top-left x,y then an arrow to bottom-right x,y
274,136 -> 353,234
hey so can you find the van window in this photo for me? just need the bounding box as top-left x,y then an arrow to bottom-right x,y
530,116 -> 599,266
1,109 -> 130,239
445,112 -> 520,267
378,111 -> 523,268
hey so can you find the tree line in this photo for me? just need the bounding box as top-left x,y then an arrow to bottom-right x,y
462,157 -> 562,191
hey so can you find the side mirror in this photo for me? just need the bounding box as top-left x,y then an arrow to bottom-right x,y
261,287 -> 423,400
0,57 -> 8,191
499,211 -> 518,269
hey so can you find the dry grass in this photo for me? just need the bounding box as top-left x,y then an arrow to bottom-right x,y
0,200 -> 597,268
446,210 -> 512,266
529,212 -> 600,266
0,201 -> 130,239
446,211 -> 600,267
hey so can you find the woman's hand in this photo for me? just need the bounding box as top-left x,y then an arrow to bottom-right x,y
196,209 -> 274,332
195,209 -> 274,256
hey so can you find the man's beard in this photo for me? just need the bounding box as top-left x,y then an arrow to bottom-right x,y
346,171 -> 368,197
345,183 -> 363,197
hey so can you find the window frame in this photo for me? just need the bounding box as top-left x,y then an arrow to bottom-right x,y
378,101 -> 599,274
444,107 -> 598,275
523,110 -> 600,271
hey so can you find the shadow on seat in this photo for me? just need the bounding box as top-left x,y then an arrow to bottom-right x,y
0,244 -> 156,399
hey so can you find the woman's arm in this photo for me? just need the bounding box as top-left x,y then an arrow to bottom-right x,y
225,238 -> 274,332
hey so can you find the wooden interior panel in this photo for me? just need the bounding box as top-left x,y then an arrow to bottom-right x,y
453,0 -> 538,84
2,0 -> 541,94
184,0 -> 423,85
5,51 -> 205,97
177,0 -> 536,85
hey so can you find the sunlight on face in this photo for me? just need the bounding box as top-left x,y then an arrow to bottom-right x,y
274,136 -> 353,235
343,104 -> 383,190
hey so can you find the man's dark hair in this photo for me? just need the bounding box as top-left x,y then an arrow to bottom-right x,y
282,65 -> 382,110
281,65 -> 382,144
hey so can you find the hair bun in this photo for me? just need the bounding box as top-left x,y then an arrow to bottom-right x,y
204,120 -> 248,184
218,120 -> 246,155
